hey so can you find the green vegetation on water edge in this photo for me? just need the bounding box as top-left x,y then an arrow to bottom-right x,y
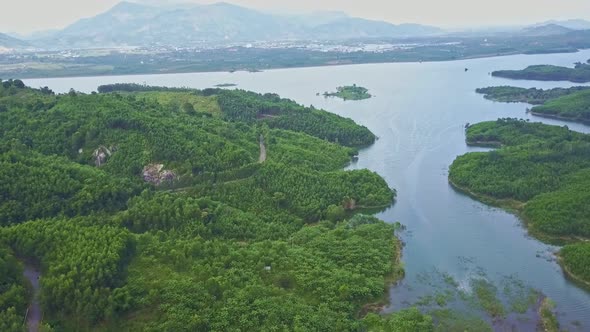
560,243 -> 590,287
539,298 -> 560,332
0,79 -> 417,330
477,85 -> 590,124
532,90 -> 590,123
476,86 -> 590,105
492,59 -> 590,83
324,84 -> 372,101
449,118 -> 590,285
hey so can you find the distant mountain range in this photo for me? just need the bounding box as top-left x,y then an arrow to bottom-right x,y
521,24 -> 575,36
2,3 -> 590,51
532,19 -> 590,31
0,32 -> 29,49
29,1 -> 443,49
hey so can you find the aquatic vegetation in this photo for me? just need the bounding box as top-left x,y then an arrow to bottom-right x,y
539,298 -> 560,332
501,276 -> 540,314
471,279 -> 505,318
363,308 -> 434,332
430,309 -> 492,332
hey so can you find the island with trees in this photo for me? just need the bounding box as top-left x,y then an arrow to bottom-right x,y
492,60 -> 590,83
449,118 -> 590,287
324,84 -> 372,101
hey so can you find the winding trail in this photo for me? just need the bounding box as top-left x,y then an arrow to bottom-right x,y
23,263 -> 41,332
258,135 -> 267,163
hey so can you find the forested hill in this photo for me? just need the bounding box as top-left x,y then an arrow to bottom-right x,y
98,83 -> 376,147
476,86 -> 590,105
531,90 -> 590,123
492,59 -> 590,83
476,86 -> 590,123
0,79 -> 435,331
449,119 -> 590,285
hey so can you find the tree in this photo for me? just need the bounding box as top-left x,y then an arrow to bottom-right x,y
326,204 -> 346,221
182,102 -> 196,115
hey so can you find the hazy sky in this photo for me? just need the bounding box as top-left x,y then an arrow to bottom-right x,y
3,0 -> 590,34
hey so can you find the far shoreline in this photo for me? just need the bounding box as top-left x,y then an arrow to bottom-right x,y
19,47 -> 590,82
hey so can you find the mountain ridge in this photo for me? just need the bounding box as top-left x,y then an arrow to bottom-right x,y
521,23 -> 574,36
35,1 -> 442,49
0,32 -> 28,49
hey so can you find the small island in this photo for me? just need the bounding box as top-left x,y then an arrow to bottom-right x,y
324,84 -> 372,101
214,83 -> 238,88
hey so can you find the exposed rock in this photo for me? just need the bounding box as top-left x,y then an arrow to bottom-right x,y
143,163 -> 176,185
343,197 -> 357,210
93,146 -> 112,167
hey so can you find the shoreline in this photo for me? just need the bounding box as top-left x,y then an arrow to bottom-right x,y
449,178 -> 590,291
491,73 -> 590,84
529,111 -> 590,125
448,179 -> 589,244
357,235 -> 405,318
448,178 -> 524,212
556,255 -> 590,290
18,47 -> 590,81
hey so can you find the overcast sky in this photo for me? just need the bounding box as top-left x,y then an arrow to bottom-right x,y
3,0 -> 590,34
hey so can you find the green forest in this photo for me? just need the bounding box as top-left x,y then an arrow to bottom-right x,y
476,85 -> 590,123
492,59 -> 590,83
0,79 -> 446,331
449,118 -> 590,285
476,86 -> 590,105
532,90 -> 590,123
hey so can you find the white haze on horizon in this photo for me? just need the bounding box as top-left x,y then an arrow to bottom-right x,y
2,0 -> 590,35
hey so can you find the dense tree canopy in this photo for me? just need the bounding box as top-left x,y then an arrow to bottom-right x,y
560,242 -> 590,284
492,60 -> 590,83
476,86 -> 590,105
0,246 -> 27,332
532,90 -> 590,123
0,83 -> 410,330
214,88 -> 376,146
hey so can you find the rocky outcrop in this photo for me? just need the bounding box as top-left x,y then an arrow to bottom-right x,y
143,163 -> 176,185
93,146 -> 112,167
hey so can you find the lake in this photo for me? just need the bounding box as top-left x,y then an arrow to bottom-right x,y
26,50 -> 590,330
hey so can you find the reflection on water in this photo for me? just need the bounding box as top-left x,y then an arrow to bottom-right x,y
26,49 -> 590,329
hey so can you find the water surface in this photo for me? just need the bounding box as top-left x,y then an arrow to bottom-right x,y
27,50 -> 590,329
